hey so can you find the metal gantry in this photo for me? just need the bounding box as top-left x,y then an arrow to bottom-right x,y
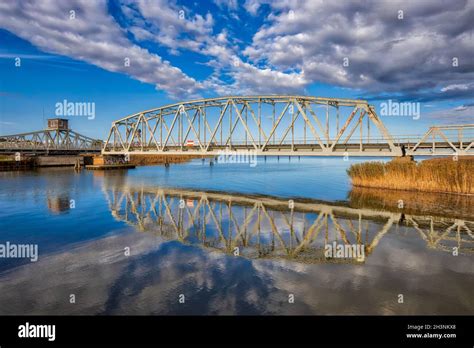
0,128 -> 103,153
102,96 -> 405,157
103,185 -> 474,262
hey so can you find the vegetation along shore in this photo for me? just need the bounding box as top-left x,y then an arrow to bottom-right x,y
347,157 -> 473,195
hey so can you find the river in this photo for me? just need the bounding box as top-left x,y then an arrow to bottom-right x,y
0,157 -> 473,314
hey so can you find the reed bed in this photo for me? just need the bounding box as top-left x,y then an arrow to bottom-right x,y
128,154 -> 210,166
0,155 -> 13,161
347,157 -> 474,194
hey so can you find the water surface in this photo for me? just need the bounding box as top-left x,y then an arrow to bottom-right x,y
0,158 -> 472,314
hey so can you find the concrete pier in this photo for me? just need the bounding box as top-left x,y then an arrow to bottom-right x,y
36,156 -> 84,167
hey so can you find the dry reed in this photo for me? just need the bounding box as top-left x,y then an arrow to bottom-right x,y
347,157 -> 474,194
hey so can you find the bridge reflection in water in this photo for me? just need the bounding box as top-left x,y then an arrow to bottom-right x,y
103,183 -> 474,263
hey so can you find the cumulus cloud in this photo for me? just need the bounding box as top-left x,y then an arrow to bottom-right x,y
0,0 -> 202,99
243,0 -> 474,100
119,0 -> 304,95
122,0 -> 215,54
226,61 -> 308,94
0,0 -> 473,103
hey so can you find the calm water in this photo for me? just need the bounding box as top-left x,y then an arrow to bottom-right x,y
0,157 -> 473,315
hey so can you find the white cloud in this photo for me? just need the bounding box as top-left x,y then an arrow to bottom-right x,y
243,0 -> 474,99
1,0 -> 473,101
122,0 -> 215,54
441,84 -> 471,92
214,0 -> 239,11
0,0 -> 202,99
426,104 -> 474,123
120,0 -> 305,95
227,61 -> 308,94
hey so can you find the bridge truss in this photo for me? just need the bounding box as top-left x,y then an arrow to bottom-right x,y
102,96 -> 404,157
0,128 -> 103,153
408,124 -> 474,157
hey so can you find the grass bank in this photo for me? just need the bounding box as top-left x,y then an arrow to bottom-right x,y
347,157 -> 473,195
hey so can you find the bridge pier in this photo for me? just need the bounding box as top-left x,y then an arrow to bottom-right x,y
36,155 -> 85,168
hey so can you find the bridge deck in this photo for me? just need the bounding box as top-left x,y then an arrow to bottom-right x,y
103,141 -> 472,157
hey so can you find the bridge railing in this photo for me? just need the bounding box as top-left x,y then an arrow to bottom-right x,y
101,134 -> 469,149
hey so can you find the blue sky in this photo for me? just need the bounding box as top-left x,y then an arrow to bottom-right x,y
0,0 -> 473,139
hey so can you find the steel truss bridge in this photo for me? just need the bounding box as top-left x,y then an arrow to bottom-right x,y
102,96 -> 474,157
103,184 -> 474,263
0,128 -> 103,153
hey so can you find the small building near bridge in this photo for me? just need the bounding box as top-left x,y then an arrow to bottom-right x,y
47,118 -> 69,130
